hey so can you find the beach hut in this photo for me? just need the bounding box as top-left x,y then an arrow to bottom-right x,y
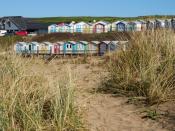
63,41 -> 77,54
89,41 -> 100,54
127,21 -> 142,31
127,22 -> 135,31
27,42 -> 39,54
93,21 -> 111,33
165,19 -> 172,29
172,18 -> 175,30
57,23 -> 70,33
53,41 -> 64,55
155,19 -> 165,29
14,42 -> 27,54
68,21 -> 76,33
76,41 -> 88,54
146,20 -> 155,30
52,42 -> 60,54
139,20 -> 147,31
48,24 -> 57,33
99,41 -> 111,55
112,21 -> 128,32
108,41 -> 119,52
74,22 -> 90,33
39,42 -> 52,54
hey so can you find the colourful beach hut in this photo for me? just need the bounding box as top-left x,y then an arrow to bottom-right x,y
165,19 -> 172,29
39,42 -> 52,54
63,41 -> 77,54
108,41 -> 119,52
89,41 -> 100,54
146,20 -> 155,30
76,41 -> 88,54
172,18 -> 175,30
155,19 -> 165,29
112,21 -> 128,32
93,21 -> 111,33
138,20 -> 147,31
99,41 -> 111,55
27,42 -> 39,54
14,42 -> 27,54
127,22 -> 135,31
48,24 -> 57,33
52,41 -> 64,55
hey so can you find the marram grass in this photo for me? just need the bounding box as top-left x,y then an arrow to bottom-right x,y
0,54 -> 83,130
102,30 -> 175,105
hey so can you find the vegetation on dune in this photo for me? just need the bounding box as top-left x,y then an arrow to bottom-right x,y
101,30 -> 175,105
33,15 -> 175,24
0,54 -> 84,130
32,32 -> 130,42
0,36 -> 24,51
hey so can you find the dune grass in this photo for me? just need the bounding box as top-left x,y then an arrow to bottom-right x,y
101,30 -> 175,105
0,36 -> 24,52
0,54 -> 83,130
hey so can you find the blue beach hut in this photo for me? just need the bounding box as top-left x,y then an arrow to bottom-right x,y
63,41 -> 77,54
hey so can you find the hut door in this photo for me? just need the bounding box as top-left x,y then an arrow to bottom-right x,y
29,45 -> 31,51
54,45 -> 58,54
100,43 -> 107,55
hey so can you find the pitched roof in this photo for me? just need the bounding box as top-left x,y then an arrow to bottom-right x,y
1,16 -> 48,30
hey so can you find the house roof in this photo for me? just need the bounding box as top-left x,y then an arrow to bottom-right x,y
1,16 -> 48,30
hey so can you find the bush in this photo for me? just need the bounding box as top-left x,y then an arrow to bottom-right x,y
101,30 -> 175,105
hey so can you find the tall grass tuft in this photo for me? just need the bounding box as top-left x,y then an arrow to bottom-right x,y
102,30 -> 175,105
0,55 -> 83,130
0,36 -> 24,52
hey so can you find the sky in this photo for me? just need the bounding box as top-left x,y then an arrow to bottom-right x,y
0,0 -> 175,17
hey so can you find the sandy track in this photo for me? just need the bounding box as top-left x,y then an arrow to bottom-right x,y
74,64 -> 168,131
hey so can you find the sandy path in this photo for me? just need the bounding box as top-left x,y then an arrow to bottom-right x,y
28,58 -> 170,131
73,64 -> 168,131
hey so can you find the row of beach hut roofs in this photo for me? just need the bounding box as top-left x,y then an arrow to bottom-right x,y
48,18 -> 175,34
15,41 -> 128,56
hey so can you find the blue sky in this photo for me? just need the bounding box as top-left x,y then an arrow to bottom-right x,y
0,0 -> 175,17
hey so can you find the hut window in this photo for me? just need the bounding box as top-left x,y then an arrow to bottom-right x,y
67,45 -> 69,48
70,45 -> 72,48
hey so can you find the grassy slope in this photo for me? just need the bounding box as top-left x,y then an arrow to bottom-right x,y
33,15 -> 175,24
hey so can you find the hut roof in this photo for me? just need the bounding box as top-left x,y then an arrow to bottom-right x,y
17,42 -> 27,45
79,41 -> 88,44
102,41 -> 111,44
56,41 -> 64,45
43,42 -> 52,45
68,41 -> 76,44
91,41 -> 100,44
111,41 -> 119,44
